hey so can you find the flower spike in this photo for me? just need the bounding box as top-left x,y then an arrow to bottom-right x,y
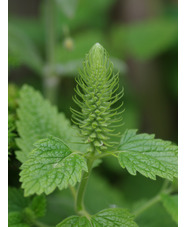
71,43 -> 124,153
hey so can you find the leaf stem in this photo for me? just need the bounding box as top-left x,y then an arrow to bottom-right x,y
133,194 -> 161,217
133,180 -> 173,218
75,156 -> 94,217
43,0 -> 59,104
95,152 -> 114,159
160,179 -> 170,193
45,0 -> 55,67
33,220 -> 54,227
69,185 -> 76,200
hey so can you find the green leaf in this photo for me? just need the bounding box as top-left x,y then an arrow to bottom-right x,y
8,212 -> 29,227
8,188 -> 30,213
20,136 -> 88,196
29,195 -> 46,218
8,24 -> 43,73
57,216 -> 91,227
161,194 -> 178,224
9,17 -> 45,48
117,129 -> 178,181
8,114 -> 17,155
8,84 -> 19,112
16,85 -> 86,163
9,187 -> 46,216
91,208 -> 138,226
8,188 -> 46,226
8,84 -> 19,155
111,17 -> 178,60
57,208 -> 138,226
126,18 -> 177,59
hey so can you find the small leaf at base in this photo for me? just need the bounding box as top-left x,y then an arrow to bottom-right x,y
57,208 -> 138,227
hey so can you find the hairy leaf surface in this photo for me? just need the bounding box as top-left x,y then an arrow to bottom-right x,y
16,85 -> 86,163
20,136 -> 88,196
161,194 -> 178,224
57,208 -> 138,226
117,129 -> 178,180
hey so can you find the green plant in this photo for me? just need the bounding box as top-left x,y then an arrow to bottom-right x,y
8,84 -> 19,156
9,43 -> 178,226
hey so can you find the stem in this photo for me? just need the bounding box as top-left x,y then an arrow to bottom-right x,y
133,181 -> 174,218
43,0 -> 59,104
133,194 -> 161,217
45,0 -> 55,66
33,220 -> 54,227
75,157 -> 94,216
160,179 -> 170,193
69,185 -> 76,200
43,76 -> 60,104
95,152 -> 114,159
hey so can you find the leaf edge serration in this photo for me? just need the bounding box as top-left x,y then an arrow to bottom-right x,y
20,135 -> 88,196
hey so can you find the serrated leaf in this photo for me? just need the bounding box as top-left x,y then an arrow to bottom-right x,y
161,194 -> 178,224
8,212 -> 29,227
20,136 -> 88,196
91,208 -> 138,227
117,129 -> 178,181
16,85 -> 86,163
57,215 -> 91,227
57,208 -> 137,227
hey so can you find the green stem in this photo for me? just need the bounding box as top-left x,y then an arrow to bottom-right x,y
75,157 -> 94,217
45,0 -> 55,66
43,76 -> 60,104
33,220 -> 54,227
160,179 -> 170,193
69,185 -> 76,200
133,194 -> 161,217
95,152 -> 114,159
133,181 -> 173,218
43,0 -> 59,104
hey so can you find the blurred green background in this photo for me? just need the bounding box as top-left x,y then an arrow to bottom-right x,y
8,0 -> 178,226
